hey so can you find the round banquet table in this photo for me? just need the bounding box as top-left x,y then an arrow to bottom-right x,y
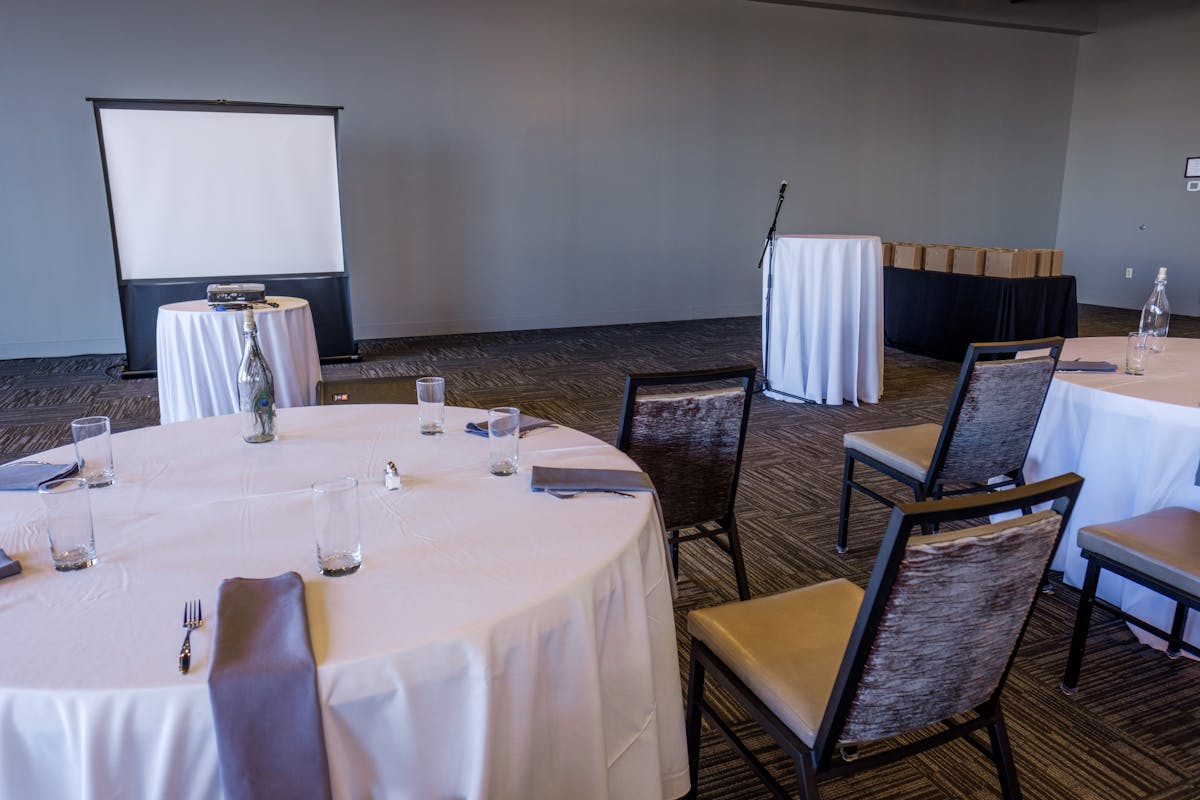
0,405 -> 688,800
156,297 -> 321,424
761,235 -> 883,406
1024,336 -> 1200,651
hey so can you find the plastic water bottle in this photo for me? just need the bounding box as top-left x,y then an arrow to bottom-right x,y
237,309 -> 277,443
1137,267 -> 1170,352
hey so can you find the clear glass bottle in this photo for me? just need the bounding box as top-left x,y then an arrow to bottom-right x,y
237,309 -> 277,443
1137,267 -> 1171,352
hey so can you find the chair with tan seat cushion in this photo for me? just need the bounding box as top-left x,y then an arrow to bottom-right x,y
617,364 -> 757,601
316,376 -> 416,406
837,337 -> 1064,553
685,474 -> 1083,800
1061,507 -> 1200,694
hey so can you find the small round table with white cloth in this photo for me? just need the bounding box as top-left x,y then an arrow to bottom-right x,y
761,234 -> 884,406
156,297 -> 321,424
0,405 -> 687,799
1024,336 -> 1200,651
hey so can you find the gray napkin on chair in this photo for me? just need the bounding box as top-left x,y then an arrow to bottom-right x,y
207,572 -> 332,800
0,548 -> 21,580
530,466 -> 676,599
0,461 -> 79,491
466,414 -> 555,437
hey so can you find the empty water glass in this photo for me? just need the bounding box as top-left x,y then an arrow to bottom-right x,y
71,416 -> 115,488
488,407 -> 520,476
416,377 -> 446,436
1125,331 -> 1149,376
38,477 -> 97,571
312,477 -> 362,577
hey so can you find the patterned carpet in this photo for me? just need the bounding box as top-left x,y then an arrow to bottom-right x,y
1,304 -> 1197,799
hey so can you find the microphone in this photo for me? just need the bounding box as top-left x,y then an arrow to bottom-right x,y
779,181 -> 788,197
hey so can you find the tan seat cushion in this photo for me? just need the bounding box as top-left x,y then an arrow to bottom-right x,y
843,423 -> 941,482
1079,507 -> 1200,600
688,579 -> 864,747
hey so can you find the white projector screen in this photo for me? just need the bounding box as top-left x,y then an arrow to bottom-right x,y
99,106 -> 345,280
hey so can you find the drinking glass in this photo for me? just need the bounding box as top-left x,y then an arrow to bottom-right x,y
38,477 -> 97,571
416,377 -> 446,436
312,477 -> 362,576
488,407 -> 520,476
1125,331 -> 1149,376
71,416 -> 115,487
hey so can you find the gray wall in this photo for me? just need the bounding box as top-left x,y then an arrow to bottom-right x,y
1057,0 -> 1200,317
1,0 -> 1079,358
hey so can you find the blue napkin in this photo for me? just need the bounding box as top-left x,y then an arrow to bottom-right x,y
465,414 -> 555,437
1056,360 -> 1118,373
0,461 -> 79,491
530,466 -> 655,494
0,548 -> 21,580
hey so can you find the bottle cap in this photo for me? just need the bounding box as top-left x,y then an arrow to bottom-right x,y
1157,267 -> 1168,281
242,308 -> 257,332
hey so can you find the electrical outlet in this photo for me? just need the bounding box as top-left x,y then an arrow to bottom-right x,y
1124,268 -> 1134,279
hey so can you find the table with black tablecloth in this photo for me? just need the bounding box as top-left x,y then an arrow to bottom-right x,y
884,268 -> 1078,361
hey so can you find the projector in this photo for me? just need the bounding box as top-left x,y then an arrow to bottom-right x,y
207,283 -> 266,305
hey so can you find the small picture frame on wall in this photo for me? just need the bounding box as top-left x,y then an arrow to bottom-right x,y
1186,157 -> 1200,178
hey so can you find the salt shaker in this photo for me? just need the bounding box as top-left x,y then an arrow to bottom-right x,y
384,461 -> 402,491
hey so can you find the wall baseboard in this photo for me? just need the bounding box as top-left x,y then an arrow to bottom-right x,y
0,337 -> 127,361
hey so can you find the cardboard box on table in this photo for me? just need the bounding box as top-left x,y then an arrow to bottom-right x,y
923,245 -> 955,273
893,243 -> 924,270
882,242 -> 895,266
985,249 -> 1038,278
952,247 -> 986,276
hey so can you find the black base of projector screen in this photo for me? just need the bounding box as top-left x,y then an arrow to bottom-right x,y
118,274 -> 357,376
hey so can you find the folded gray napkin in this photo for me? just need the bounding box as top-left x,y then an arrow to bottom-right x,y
208,572 -> 332,800
1056,360 -> 1118,373
465,414 -> 555,437
0,548 -> 21,580
531,466 -> 676,599
530,466 -> 656,494
0,461 -> 79,491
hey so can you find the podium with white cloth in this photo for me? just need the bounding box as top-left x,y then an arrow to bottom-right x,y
156,297 -> 321,424
762,235 -> 883,405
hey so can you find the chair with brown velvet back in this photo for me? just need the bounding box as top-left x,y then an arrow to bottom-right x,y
316,376 -> 417,406
617,364 -> 757,601
685,473 -> 1083,800
837,337 -> 1064,553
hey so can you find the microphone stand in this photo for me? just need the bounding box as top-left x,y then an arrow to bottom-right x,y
756,182 -> 787,396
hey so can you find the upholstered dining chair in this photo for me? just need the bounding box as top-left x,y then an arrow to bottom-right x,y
837,337 -> 1064,553
617,364 -> 757,601
1061,506 -> 1200,694
685,473 -> 1083,800
316,376 -> 417,405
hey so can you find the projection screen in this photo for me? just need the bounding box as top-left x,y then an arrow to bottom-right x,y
99,106 -> 344,279
91,99 -> 356,375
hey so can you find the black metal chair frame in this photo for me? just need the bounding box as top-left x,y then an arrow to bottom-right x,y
837,337 -> 1065,553
616,364 -> 757,601
1061,544 -> 1200,694
687,474 -> 1082,800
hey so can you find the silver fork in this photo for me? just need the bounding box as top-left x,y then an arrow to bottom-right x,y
547,489 -> 635,499
178,599 -> 203,674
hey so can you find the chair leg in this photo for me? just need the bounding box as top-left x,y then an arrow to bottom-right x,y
1166,602 -> 1188,659
670,539 -> 680,580
684,645 -> 706,800
796,754 -> 821,800
988,707 -> 1023,800
837,453 -> 855,553
1061,560 -> 1102,695
726,516 -> 751,601
917,485 -> 933,536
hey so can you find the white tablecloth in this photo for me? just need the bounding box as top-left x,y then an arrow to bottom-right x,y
762,235 -> 883,405
1025,337 -> 1200,650
0,405 -> 687,799
156,297 -> 321,424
